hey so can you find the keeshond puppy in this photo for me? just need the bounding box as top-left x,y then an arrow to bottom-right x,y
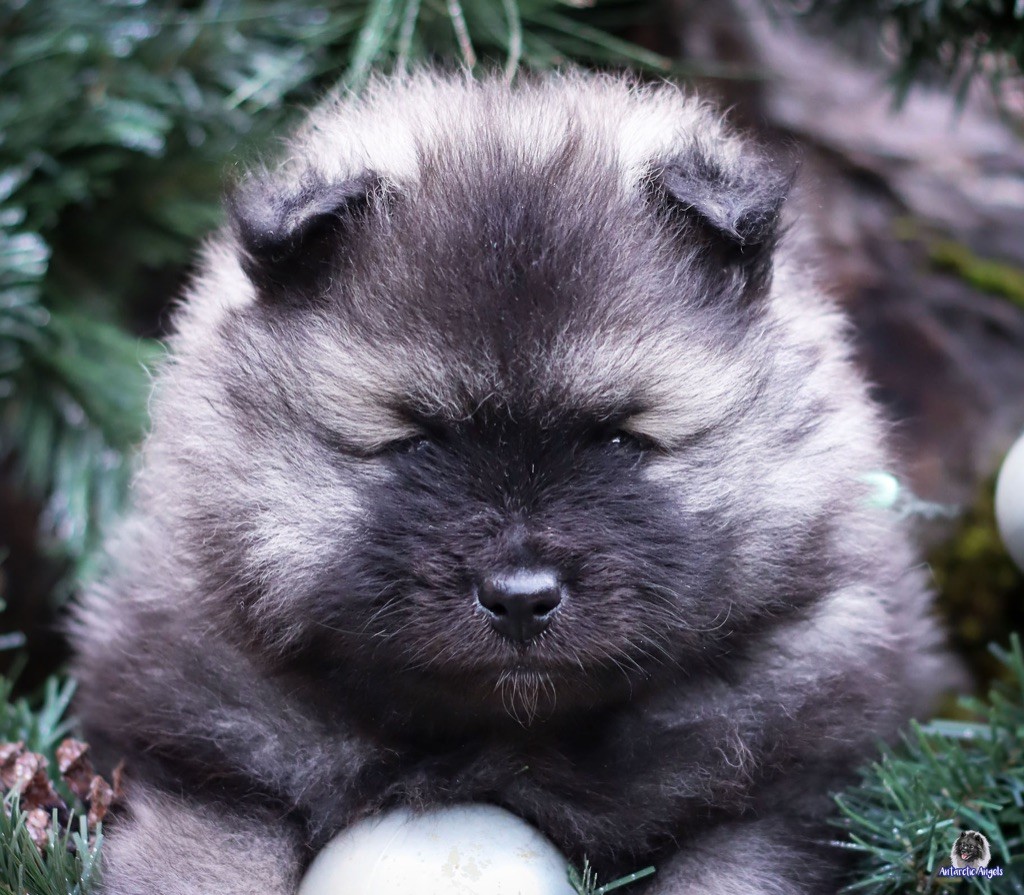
952,831 -> 992,869
72,72 -> 954,894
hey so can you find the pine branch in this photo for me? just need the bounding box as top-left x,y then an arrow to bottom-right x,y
0,649 -> 102,895
0,796 -> 102,895
0,666 -> 76,757
833,635 -> 1024,893
790,0 -> 1024,102
0,295 -> 162,577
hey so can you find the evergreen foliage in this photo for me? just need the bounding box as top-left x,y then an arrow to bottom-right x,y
0,667 -> 100,895
0,803 -> 101,895
834,635 -> 1024,893
0,667 -> 75,756
795,0 -> 1024,100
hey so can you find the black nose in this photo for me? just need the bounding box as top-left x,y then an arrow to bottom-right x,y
476,569 -> 563,642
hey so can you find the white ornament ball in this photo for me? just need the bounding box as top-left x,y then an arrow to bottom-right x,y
996,430 -> 1024,571
298,804 -> 577,895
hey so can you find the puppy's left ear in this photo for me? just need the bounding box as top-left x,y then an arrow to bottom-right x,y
228,170 -> 384,302
652,142 -> 795,305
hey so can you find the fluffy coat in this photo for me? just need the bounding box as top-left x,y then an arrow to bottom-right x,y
72,72 -> 954,895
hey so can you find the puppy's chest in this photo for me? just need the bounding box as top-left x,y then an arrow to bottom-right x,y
342,729 -> 675,861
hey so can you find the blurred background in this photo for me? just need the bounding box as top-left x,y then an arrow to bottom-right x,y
1,1 -> 1023,890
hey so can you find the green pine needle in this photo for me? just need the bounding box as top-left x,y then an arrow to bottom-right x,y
0,660 -> 99,895
833,634 -> 1024,893
0,797 -> 102,895
0,663 -> 76,759
569,858 -> 656,895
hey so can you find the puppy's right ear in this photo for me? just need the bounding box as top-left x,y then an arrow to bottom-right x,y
228,171 -> 383,301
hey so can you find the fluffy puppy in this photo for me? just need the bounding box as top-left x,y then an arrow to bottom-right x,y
72,72 -> 954,895
951,831 -> 991,869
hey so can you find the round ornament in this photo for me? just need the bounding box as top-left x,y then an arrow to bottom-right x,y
298,804 -> 577,895
996,431 -> 1024,571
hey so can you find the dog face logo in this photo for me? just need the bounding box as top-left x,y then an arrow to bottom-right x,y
951,831 -> 991,869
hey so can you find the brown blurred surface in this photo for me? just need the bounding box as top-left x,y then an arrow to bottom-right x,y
670,0 -> 1024,511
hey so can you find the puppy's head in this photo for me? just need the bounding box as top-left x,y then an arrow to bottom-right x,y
153,75 -> 880,724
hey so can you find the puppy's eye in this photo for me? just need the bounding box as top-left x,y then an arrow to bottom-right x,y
383,434 -> 431,455
602,429 -> 655,453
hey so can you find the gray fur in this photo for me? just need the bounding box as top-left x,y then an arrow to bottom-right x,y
71,71 -> 955,894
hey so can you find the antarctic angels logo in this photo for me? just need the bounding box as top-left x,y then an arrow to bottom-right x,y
952,830 -> 991,869
938,831 -> 1003,879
